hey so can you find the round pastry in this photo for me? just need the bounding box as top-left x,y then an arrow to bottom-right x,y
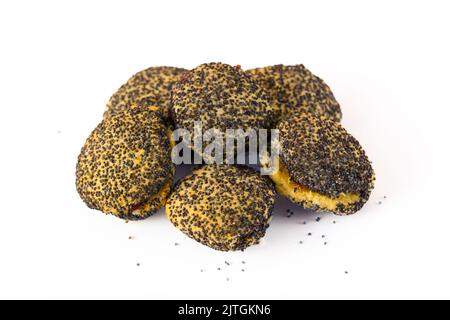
171,62 -> 275,161
247,64 -> 342,123
104,66 -> 187,120
166,165 -> 276,251
263,113 -> 374,215
76,105 -> 175,220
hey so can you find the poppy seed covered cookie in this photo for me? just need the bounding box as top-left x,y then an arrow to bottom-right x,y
264,113 -> 374,215
171,62 -> 275,160
104,66 -> 187,120
247,64 -> 342,123
166,165 -> 276,251
76,105 -> 175,220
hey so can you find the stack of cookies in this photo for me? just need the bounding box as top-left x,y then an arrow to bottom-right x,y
76,62 -> 375,251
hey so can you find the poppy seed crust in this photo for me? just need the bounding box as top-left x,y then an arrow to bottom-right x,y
76,105 -> 175,219
104,66 -> 187,120
247,64 -> 342,123
265,113 -> 374,215
166,165 -> 276,251
171,63 -> 275,158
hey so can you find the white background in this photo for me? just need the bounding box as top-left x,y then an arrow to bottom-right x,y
0,0 -> 449,299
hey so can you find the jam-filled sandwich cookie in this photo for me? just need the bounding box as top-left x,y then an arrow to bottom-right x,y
263,113 -> 374,215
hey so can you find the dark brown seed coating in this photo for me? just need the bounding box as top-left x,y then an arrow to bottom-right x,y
247,64 -> 342,123
166,165 -> 276,251
104,66 -> 187,120
171,63 -> 275,158
76,105 -> 175,219
278,113 -> 374,214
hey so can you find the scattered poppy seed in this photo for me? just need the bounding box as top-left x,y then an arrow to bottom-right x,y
322,235 -> 326,238
217,267 -> 221,271
241,261 -> 246,264
174,242 -> 179,246
324,242 -> 327,245
136,263 -> 140,267
225,261 -> 230,266
241,269 -> 245,272
308,233 -> 312,236
315,217 -> 321,222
